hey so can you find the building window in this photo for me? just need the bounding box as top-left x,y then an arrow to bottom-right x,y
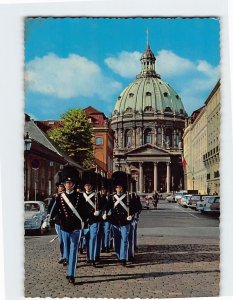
157,128 -> 162,146
125,130 -> 132,147
146,92 -> 152,96
96,137 -> 103,145
163,92 -> 168,97
129,93 -> 134,98
144,128 -> 152,144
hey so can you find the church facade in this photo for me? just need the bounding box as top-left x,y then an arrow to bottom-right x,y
110,42 -> 187,193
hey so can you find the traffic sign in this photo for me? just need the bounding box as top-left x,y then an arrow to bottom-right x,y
30,158 -> 41,170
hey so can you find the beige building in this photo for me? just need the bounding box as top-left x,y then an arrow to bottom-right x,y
183,80 -> 220,195
203,80 -> 220,194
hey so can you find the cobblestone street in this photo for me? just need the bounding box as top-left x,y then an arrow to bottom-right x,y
25,203 -> 220,298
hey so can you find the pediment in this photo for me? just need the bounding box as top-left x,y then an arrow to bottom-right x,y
126,144 -> 170,157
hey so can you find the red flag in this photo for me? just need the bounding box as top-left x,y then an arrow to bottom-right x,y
181,154 -> 187,170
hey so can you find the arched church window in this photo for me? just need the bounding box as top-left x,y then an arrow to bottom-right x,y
129,93 -> 134,98
165,128 -> 172,148
144,106 -> 153,112
176,95 -> 179,99
118,96 -> 121,100
180,109 -> 184,114
164,107 -> 172,113
157,128 -> 162,146
164,92 -> 168,97
124,129 -> 132,148
144,128 -> 152,144
146,92 -> 152,96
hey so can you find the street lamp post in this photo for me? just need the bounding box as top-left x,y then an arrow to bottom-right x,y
24,132 -> 32,201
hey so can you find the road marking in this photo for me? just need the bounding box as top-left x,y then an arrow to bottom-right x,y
175,204 -> 200,219
187,211 -> 200,219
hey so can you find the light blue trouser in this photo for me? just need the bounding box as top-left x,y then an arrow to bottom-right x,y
128,220 -> 136,258
103,221 -> 112,249
85,222 -> 99,261
96,221 -> 104,258
55,223 -> 64,260
61,229 -> 82,277
112,224 -> 130,261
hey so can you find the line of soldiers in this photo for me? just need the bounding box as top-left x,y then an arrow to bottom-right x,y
47,166 -> 142,285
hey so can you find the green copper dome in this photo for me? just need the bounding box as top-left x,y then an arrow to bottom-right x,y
112,44 -> 187,117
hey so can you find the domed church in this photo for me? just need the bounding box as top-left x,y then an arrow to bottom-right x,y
110,41 -> 187,193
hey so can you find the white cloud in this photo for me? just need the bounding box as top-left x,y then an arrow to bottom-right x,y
105,51 -> 141,78
25,53 -> 122,100
156,50 -> 195,77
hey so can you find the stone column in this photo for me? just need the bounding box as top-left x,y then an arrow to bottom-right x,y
173,129 -> 176,148
139,162 -> 143,193
154,127 -> 157,146
132,128 -> 136,148
140,128 -> 143,145
120,129 -> 123,148
161,127 -> 164,148
153,162 -> 158,191
166,162 -> 171,193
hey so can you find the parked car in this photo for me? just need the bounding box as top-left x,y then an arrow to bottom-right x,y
180,194 -> 192,207
196,195 -> 212,212
187,194 -> 203,209
175,191 -> 188,203
24,201 -> 49,235
166,193 -> 175,203
203,196 -> 220,214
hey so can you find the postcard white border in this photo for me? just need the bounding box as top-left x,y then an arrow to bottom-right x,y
0,0 -> 232,300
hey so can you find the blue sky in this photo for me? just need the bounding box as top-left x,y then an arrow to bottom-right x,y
25,17 -> 220,120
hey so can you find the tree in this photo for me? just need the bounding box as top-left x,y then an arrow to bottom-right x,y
48,108 -> 94,168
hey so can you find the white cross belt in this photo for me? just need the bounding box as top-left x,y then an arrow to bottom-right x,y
113,194 -> 128,212
83,192 -> 96,209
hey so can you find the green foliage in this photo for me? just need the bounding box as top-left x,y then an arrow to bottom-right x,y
48,108 -> 94,168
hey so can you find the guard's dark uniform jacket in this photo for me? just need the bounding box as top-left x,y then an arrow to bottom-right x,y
106,192 -> 136,226
48,194 -> 61,225
53,190 -> 88,232
83,191 -> 105,225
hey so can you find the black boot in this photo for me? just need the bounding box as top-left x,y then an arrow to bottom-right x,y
68,276 -> 75,285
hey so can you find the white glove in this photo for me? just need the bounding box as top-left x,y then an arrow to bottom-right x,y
127,215 -> 132,221
102,213 -> 107,220
94,210 -> 100,216
42,218 -> 50,229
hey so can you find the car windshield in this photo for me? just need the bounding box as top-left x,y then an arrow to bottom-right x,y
191,195 -> 201,200
25,203 -> 40,212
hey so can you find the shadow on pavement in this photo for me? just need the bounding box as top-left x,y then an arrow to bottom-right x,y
76,269 -> 219,285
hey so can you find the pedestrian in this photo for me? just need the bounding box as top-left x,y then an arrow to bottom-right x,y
152,190 -> 159,209
82,170 -> 104,267
52,166 -> 88,285
103,171 -> 134,267
47,180 -> 65,264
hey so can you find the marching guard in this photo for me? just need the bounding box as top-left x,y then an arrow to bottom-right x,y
103,171 -> 136,266
95,183 -> 110,260
47,172 -> 65,264
82,170 -> 105,266
52,166 -> 88,285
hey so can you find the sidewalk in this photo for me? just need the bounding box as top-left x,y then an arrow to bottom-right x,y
24,232 -> 219,298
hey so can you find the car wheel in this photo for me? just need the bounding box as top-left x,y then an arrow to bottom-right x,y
36,227 -> 42,235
